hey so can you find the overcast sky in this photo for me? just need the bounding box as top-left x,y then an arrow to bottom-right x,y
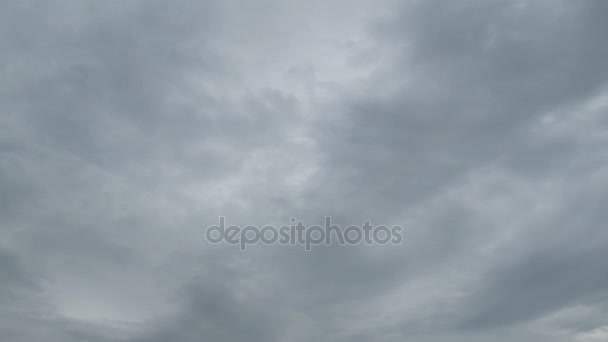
2,0 -> 608,341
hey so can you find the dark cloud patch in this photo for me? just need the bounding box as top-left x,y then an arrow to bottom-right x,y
132,276 -> 282,342
457,184 -> 608,330
310,0 -> 608,222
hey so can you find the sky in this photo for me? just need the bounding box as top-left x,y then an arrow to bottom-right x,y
1,0 -> 608,341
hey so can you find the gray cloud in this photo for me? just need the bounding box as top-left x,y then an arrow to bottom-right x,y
1,0 -> 608,341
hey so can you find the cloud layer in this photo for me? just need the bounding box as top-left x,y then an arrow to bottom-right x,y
1,0 -> 608,341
